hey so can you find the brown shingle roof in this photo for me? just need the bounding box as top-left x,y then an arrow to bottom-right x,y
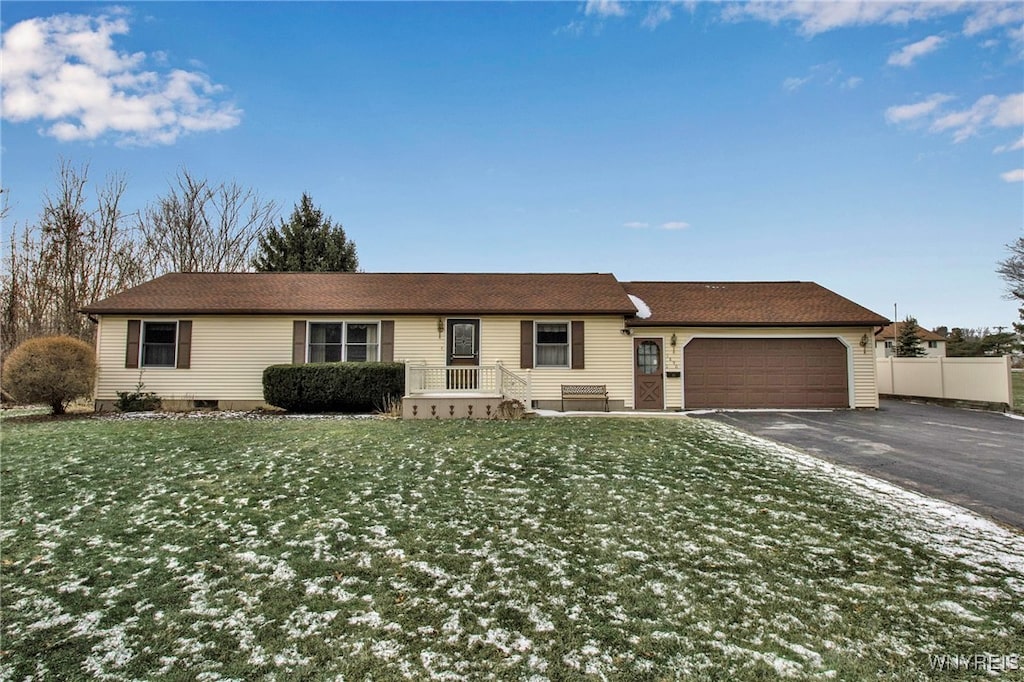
81,272 -> 638,315
874,323 -> 946,342
623,281 -> 889,327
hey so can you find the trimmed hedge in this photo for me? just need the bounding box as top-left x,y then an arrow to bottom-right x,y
263,362 -> 404,413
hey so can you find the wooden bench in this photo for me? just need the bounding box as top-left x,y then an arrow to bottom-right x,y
561,384 -> 609,412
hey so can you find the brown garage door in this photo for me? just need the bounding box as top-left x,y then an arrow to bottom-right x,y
684,338 -> 849,408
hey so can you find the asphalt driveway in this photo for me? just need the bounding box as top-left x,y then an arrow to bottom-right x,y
695,400 -> 1024,530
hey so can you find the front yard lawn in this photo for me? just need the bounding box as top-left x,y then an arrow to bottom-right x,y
2,415 -> 1021,680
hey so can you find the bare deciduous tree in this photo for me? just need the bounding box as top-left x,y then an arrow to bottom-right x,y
138,168 -> 277,275
997,236 -> 1024,336
0,160 -> 144,357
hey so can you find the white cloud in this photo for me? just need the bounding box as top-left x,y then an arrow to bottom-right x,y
722,1 -> 955,36
1000,169 -> 1024,183
884,94 -> 954,124
887,35 -> 946,67
584,1 -> 626,18
554,20 -> 586,37
962,3 -> 1024,37
994,136 -> 1024,154
887,92 -> 1023,143
723,0 -> 1023,50
782,76 -> 811,92
623,221 -> 649,229
642,4 -> 674,30
0,11 -> 241,145
783,62 -> 861,94
992,92 -> 1024,127
660,221 -> 690,230
931,93 -> 1023,142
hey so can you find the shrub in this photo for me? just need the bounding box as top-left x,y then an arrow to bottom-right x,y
263,362 -> 404,413
2,336 -> 96,415
115,375 -> 162,412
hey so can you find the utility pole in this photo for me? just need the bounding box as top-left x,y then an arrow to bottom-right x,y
891,303 -> 897,398
893,303 -> 898,358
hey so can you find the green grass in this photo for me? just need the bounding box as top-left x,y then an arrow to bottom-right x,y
1013,370 -> 1024,411
2,416 -> 1021,680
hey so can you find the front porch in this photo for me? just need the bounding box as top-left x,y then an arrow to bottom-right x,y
402,363 -> 532,419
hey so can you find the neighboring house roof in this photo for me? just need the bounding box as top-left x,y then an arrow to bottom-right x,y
622,281 -> 889,327
874,323 -> 946,342
81,272 -> 638,316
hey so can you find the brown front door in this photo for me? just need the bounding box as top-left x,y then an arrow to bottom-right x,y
634,338 -> 664,410
447,319 -> 480,389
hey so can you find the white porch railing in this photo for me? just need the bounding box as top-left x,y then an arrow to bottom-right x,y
404,362 -> 531,405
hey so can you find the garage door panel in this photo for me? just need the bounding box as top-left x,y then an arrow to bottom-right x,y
685,338 -> 848,408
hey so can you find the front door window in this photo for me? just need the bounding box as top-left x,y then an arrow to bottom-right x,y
637,340 -> 660,374
451,323 -> 476,358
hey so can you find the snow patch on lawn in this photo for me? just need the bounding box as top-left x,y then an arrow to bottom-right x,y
703,421 -> 1024,576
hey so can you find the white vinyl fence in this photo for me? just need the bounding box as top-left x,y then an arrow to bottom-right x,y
877,356 -> 1013,405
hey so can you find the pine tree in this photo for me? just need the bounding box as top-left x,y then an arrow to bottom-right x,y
895,316 -> 927,357
253,193 -> 358,272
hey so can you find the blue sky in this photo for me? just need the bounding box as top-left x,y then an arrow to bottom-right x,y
2,1 -> 1022,330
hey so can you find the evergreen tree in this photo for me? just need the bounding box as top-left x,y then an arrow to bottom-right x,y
253,193 -> 358,272
946,327 -> 976,356
979,330 -> 1022,356
895,316 -> 927,357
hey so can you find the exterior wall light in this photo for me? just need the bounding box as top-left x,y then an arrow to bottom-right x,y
670,333 -> 678,348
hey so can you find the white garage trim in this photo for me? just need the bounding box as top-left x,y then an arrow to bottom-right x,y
679,333 -> 854,410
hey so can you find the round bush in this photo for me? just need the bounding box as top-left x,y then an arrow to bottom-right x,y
2,336 -> 96,414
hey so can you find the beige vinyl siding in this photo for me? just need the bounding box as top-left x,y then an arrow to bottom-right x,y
96,314 -> 878,410
96,316 -> 294,403
395,315 -> 633,406
481,316 -> 633,405
638,326 -> 878,409
393,316 -> 449,365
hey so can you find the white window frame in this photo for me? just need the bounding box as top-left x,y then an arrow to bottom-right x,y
306,321 -> 381,363
534,321 -> 571,369
927,340 -> 938,349
140,320 -> 179,369
344,321 -> 381,362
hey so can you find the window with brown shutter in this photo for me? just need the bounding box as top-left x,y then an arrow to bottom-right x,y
520,320 -> 534,369
293,321 -> 306,364
176,321 -> 192,369
126,320 -> 141,368
380,321 -> 395,362
536,322 -> 570,367
140,321 -> 178,368
571,320 -> 585,370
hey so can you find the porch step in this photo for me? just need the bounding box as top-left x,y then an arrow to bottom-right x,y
401,394 -> 525,420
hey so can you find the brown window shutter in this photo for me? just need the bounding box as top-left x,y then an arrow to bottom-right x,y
292,321 -> 306,364
520,320 -> 534,369
380,321 -> 395,362
571,320 -> 585,370
126,320 -> 141,368
176,321 -> 192,369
